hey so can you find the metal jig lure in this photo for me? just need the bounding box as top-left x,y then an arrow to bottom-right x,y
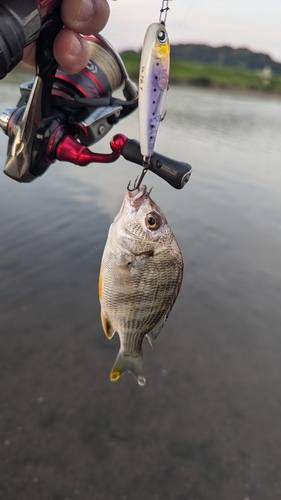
135,0 -> 172,189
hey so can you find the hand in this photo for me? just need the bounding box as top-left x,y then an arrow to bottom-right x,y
22,0 -> 110,74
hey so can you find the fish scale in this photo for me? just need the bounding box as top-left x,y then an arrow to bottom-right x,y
98,185 -> 183,386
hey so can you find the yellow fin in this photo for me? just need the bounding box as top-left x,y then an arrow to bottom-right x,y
100,311 -> 115,339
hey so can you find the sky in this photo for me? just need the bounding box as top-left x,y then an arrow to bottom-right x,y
102,0 -> 281,63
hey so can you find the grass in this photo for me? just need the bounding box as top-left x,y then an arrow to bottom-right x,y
9,53 -> 281,95
120,51 -> 281,94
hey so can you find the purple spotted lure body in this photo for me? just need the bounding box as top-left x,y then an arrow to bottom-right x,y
138,22 -> 170,160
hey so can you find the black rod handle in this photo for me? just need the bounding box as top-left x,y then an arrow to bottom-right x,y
118,137 -> 192,190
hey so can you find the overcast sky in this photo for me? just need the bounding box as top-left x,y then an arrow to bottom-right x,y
102,0 -> 281,63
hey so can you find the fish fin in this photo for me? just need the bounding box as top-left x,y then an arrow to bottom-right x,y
161,110 -> 167,122
146,314 -> 168,348
100,311 -> 116,339
146,332 -> 155,348
110,351 -> 146,387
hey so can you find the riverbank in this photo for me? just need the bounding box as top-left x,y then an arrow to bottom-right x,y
6,57 -> 281,97
121,51 -> 281,95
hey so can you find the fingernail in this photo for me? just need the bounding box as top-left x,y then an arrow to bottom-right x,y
76,0 -> 95,23
70,35 -> 82,57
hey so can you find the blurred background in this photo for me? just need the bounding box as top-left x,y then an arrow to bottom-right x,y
0,1 -> 281,499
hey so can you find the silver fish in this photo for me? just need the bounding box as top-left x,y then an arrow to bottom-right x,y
98,185 -> 183,386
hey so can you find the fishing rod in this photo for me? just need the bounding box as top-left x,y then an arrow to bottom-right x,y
0,0 -> 192,189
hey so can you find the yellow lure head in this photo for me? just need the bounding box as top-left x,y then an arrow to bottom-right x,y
155,25 -> 169,58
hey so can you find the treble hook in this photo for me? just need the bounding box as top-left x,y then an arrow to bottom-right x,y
128,156 -> 150,191
134,156 -> 151,190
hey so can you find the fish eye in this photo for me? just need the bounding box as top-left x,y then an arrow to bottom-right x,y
145,212 -> 162,230
157,30 -> 167,44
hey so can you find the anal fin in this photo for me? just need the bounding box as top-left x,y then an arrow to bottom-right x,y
146,314 -> 168,348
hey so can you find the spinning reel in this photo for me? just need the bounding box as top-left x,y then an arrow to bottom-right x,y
0,7 -> 192,189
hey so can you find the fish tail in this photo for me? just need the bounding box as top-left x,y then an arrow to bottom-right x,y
110,351 -> 146,387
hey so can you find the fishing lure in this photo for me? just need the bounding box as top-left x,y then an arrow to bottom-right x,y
137,1 -> 171,185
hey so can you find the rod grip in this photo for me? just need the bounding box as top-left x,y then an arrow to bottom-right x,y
120,138 -> 192,189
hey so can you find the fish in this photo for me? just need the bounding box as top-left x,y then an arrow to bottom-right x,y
98,185 -> 183,386
138,22 -> 170,160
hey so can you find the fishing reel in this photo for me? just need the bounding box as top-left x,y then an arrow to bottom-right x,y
0,9 -> 192,189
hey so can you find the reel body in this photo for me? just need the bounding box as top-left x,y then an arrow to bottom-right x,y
0,10 -> 192,189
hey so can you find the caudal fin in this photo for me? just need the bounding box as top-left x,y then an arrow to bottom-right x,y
110,350 -> 146,387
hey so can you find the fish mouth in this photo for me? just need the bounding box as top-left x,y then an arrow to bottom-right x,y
126,184 -> 150,210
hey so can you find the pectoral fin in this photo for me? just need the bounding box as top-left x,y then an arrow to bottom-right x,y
110,350 -> 146,387
100,311 -> 116,339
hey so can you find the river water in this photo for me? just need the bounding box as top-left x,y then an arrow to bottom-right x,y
0,76 -> 281,500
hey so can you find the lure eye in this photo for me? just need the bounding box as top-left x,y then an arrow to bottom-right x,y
145,212 -> 162,230
157,30 -> 167,44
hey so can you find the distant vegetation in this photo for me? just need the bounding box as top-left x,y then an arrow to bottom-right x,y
9,44 -> 281,95
121,45 -> 281,95
170,44 -> 281,75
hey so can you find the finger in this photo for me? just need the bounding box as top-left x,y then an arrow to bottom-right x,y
22,44 -> 36,67
61,0 -> 110,36
53,29 -> 90,74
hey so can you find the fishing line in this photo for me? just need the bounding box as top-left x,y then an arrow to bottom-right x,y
170,0 -> 200,39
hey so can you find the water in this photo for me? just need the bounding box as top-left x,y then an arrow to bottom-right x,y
0,76 -> 281,500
